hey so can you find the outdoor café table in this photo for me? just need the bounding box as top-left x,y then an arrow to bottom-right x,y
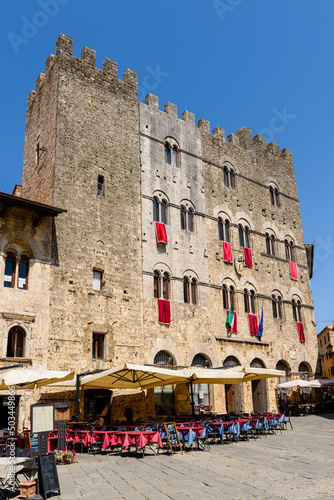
101,431 -> 162,455
0,456 -> 37,490
175,425 -> 206,447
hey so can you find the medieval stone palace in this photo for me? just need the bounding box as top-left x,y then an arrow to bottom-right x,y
0,34 -> 318,427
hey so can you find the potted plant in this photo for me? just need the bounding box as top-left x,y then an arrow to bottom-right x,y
54,449 -> 76,464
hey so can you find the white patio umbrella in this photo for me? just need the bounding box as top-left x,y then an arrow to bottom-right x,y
277,379 -> 313,389
0,368 -> 74,390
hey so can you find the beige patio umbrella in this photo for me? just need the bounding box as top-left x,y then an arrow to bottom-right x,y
237,366 -> 286,382
0,368 -> 74,390
78,363 -> 191,389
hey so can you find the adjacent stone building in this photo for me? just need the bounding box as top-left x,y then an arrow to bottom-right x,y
318,324 -> 334,380
0,34 -> 319,428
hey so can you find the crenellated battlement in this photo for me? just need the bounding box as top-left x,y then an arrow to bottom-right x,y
31,33 -> 138,98
143,89 -> 291,159
31,33 -> 291,160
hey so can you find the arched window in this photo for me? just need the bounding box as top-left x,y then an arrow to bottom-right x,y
153,197 -> 159,222
269,185 -> 280,207
239,224 -> 250,248
165,143 -> 171,164
188,208 -> 194,232
180,204 -> 195,231
272,294 -> 283,319
162,272 -> 170,300
222,284 -> 228,310
292,298 -> 302,322
244,289 -> 255,314
265,233 -> 275,256
183,277 -> 190,303
154,350 -> 174,367
172,146 -> 178,167
153,271 -> 161,298
299,362 -> 310,380
191,278 -> 197,305
222,165 -> 235,189
223,355 -> 240,368
180,206 -> 186,230
285,239 -> 294,262
250,290 -> 255,314
229,286 -> 235,309
218,218 -> 230,242
230,170 -> 235,189
4,252 -> 16,288
153,197 -> 168,224
244,289 -> 250,313
18,255 -> 29,290
223,167 -> 229,187
154,271 -> 170,300
7,326 -> 25,358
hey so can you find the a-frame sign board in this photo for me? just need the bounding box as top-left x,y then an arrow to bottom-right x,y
163,422 -> 183,455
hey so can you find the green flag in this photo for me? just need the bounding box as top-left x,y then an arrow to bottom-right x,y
226,305 -> 235,331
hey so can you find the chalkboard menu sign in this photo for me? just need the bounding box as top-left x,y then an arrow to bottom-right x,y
163,422 -> 183,455
38,452 -> 60,500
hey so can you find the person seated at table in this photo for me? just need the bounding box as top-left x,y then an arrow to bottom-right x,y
92,414 -> 104,426
82,412 -> 92,423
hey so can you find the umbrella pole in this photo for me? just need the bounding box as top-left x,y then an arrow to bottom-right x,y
75,374 -> 80,421
190,380 -> 195,418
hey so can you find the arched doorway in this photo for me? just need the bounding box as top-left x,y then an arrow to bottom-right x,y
223,356 -> 242,414
154,350 -> 175,415
191,354 -> 211,409
276,360 -> 291,406
251,358 -> 267,413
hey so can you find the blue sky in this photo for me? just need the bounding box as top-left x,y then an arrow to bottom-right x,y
1,1 -> 333,332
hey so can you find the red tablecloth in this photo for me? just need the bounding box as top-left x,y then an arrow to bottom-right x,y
102,431 -> 162,451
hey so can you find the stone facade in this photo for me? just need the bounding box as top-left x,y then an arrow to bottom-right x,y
318,324 -> 334,379
0,34 -> 319,428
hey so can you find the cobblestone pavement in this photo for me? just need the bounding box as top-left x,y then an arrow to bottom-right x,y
23,414 -> 334,499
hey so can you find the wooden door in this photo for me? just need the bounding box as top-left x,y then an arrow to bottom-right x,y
252,379 -> 267,413
225,384 -> 242,413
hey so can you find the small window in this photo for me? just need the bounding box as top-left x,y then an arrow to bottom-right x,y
18,256 -> 29,290
265,234 -> 275,256
320,338 -> 322,348
239,225 -> 250,248
165,143 -> 171,164
162,272 -> 170,300
269,185 -> 279,207
222,285 -> 228,310
229,286 -> 235,309
153,197 -> 167,224
272,295 -> 277,318
153,197 -> 160,222
223,166 -> 235,189
172,146 -> 178,167
188,208 -> 194,232
218,218 -> 230,242
4,252 -> 16,288
180,206 -> 186,230
154,270 -> 161,298
92,270 -> 102,291
191,278 -> 197,305
92,333 -> 105,360
183,277 -> 190,303
180,205 -> 195,231
223,167 -> 229,187
285,239 -> 294,262
250,290 -> 255,314
292,299 -> 302,322
97,175 -> 104,196
244,289 -> 250,313
7,326 -> 25,358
